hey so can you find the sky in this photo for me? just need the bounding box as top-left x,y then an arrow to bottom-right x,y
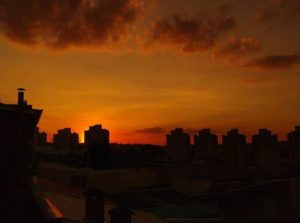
0,0 -> 300,144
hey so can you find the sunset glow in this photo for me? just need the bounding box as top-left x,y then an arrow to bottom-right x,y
1,0 -> 300,145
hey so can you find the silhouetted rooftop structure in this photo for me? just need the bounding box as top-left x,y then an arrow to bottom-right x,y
252,129 -> 278,173
37,128 -> 48,147
84,187 -> 105,223
84,124 -> 109,146
53,128 -> 79,151
288,126 -> 300,168
109,206 -> 134,223
167,128 -> 191,162
222,129 -> 246,167
194,128 -> 218,163
0,89 -> 43,222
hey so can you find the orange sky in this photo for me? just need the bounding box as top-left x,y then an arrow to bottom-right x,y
0,0 -> 300,145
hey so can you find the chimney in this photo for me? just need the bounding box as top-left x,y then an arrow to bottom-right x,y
84,188 -> 105,223
109,206 -> 134,223
17,88 -> 26,106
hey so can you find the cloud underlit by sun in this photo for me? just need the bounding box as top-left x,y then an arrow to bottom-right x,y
0,0 -> 300,144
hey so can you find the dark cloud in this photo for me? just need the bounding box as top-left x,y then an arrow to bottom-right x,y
0,0 -> 144,49
218,3 -> 234,14
256,0 -> 300,23
256,8 -> 278,23
216,37 -> 262,60
143,13 -> 236,53
136,127 -> 166,134
245,53 -> 300,70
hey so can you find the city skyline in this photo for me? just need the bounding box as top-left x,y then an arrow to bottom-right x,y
2,1 -> 300,222
1,0 -> 300,144
39,123 -> 300,146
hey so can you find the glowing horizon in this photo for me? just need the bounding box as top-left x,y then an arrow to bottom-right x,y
1,0 -> 300,145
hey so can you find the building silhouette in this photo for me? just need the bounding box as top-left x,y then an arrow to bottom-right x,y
222,129 -> 246,167
36,128 -> 47,147
53,128 -> 79,151
109,206 -> 134,223
194,128 -> 218,163
84,188 -> 105,223
85,125 -> 110,169
219,179 -> 299,223
84,124 -> 109,146
167,128 -> 190,162
252,129 -> 278,172
288,126 -> 300,167
0,89 -> 43,222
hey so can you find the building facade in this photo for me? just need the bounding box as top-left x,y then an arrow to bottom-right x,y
36,128 -> 47,147
0,89 -> 43,222
252,129 -> 278,172
194,129 -> 218,163
167,128 -> 191,162
222,129 -> 246,167
84,124 -> 109,146
53,128 -> 79,151
288,126 -> 300,167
